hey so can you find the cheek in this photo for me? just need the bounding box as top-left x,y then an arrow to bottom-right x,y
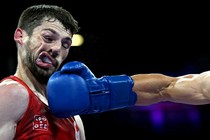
29,37 -> 43,50
62,49 -> 69,59
58,50 -> 69,62
22,36 -> 29,44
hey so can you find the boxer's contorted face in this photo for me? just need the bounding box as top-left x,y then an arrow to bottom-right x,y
15,18 -> 73,84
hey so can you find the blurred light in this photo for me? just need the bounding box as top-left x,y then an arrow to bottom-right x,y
72,34 -> 84,47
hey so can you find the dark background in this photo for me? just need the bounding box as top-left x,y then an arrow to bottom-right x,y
0,1 -> 209,139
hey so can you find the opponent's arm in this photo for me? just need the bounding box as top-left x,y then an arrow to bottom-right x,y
131,71 -> 210,105
47,61 -> 210,118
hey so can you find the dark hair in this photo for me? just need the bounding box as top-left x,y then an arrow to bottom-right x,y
17,4 -> 80,36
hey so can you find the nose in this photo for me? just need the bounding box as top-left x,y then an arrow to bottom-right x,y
50,50 -> 59,58
49,43 -> 62,58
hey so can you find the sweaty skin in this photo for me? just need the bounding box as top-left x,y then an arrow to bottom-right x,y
131,72 -> 210,106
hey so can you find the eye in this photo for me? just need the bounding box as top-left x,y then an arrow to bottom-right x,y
62,38 -> 72,49
43,35 -> 54,43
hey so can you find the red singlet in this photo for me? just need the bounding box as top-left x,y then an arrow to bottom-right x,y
1,76 -> 80,140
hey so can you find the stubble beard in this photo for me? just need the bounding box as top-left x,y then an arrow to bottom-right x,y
24,46 -> 57,85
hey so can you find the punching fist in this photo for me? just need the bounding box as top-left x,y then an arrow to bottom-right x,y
47,61 -> 137,118
47,73 -> 90,118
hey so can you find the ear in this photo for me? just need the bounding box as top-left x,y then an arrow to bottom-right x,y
14,28 -> 24,45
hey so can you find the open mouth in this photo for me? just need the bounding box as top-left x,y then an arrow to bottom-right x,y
36,52 -> 56,68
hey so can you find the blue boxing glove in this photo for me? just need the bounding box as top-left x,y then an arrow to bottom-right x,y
47,72 -> 90,118
47,61 -> 137,118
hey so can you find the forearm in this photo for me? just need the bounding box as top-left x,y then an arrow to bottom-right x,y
131,73 -> 210,105
131,73 -> 176,105
163,74 -> 210,105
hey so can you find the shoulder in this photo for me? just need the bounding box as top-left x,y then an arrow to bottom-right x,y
0,79 -> 29,121
0,79 -> 29,102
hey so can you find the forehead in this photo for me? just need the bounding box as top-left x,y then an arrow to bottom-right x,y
33,19 -> 72,38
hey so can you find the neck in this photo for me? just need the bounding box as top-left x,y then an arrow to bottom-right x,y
14,64 -> 47,97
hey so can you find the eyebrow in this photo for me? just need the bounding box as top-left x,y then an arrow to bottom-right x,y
43,28 -> 72,42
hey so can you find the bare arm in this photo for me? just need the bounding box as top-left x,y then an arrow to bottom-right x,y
131,71 -> 210,105
0,80 -> 28,140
